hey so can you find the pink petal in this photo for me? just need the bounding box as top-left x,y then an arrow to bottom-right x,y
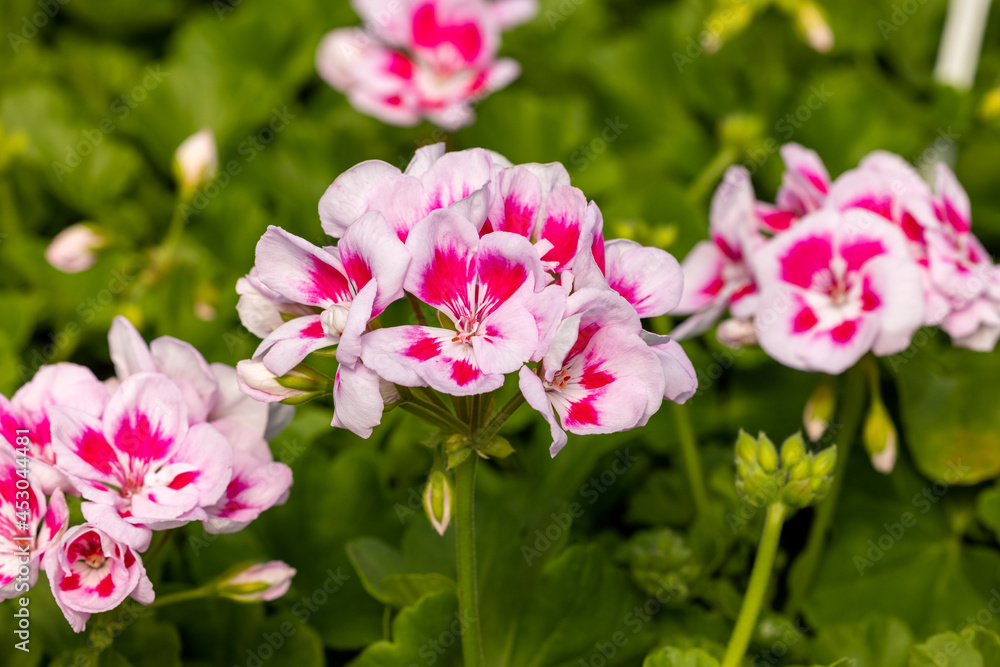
331,362 -> 390,438
255,226 -> 352,308
108,316 -> 157,379
255,315 -> 339,377
518,366 -> 568,457
319,159 -> 401,238
102,373 -> 188,466
603,239 -> 684,317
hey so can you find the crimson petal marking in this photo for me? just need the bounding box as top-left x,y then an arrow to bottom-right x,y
831,319 -> 859,344
840,239 -> 885,272
115,412 -> 173,465
780,235 -> 833,288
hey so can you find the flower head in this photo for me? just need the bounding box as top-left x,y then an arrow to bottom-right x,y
217,560 -> 296,602
45,224 -> 106,274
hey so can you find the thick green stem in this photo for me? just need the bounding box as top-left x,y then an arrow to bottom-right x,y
455,455 -> 484,667
721,502 -> 787,667
399,401 -> 466,434
785,363 -> 866,615
673,402 -> 709,515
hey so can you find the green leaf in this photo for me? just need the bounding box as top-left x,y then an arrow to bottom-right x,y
909,626 -> 1000,667
811,615 -> 913,667
802,456 -> 1000,637
976,483 -> 1000,540
232,614 -> 325,667
51,648 -> 133,667
642,646 -> 720,667
110,618 -> 182,667
346,537 -> 457,608
895,340 -> 1000,484
351,590 -> 463,667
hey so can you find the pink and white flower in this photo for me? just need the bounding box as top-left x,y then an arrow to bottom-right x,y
576,237 -> 684,318
50,373 -> 232,551
316,0 -> 536,129
42,524 -> 153,633
0,448 -> 68,599
251,211 -> 409,376
754,143 -> 831,232
924,162 -> 1000,351
0,363 -> 108,494
361,208 -> 564,395
673,166 -> 760,338
202,421 -> 292,535
519,289 -> 666,456
753,208 -> 925,373
319,144 -> 501,241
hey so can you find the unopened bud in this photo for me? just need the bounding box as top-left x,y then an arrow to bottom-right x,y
803,378 -> 836,441
45,223 -> 106,273
780,433 -> 807,468
863,399 -> 897,474
423,471 -> 453,536
217,561 -> 296,602
735,429 -> 757,463
757,435 -> 779,473
173,128 -> 218,197
795,1 -> 834,53
811,446 -> 837,478
237,360 -> 328,404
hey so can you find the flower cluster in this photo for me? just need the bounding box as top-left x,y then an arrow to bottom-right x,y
675,144 -> 1000,373
316,0 -> 537,130
0,318 -> 294,631
236,143 -> 697,455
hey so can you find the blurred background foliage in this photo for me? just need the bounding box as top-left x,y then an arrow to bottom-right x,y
2,0 -> 1000,665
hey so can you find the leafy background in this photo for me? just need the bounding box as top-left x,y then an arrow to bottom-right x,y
2,0 -> 1000,664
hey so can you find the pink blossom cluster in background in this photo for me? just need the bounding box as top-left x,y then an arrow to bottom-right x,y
235,143 -> 698,456
673,144 -> 1000,374
0,320 -> 295,631
316,0 -> 537,129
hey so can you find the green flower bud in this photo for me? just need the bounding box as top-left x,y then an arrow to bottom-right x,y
780,433 -> 807,468
758,435 -> 779,473
803,377 -> 836,441
811,446 -> 838,478
423,471 -> 453,536
735,429 -> 757,463
787,459 -> 811,482
863,399 -> 898,474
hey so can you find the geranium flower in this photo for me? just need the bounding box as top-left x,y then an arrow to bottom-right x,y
50,373 -> 232,551
673,166 -> 761,338
319,144 -> 502,241
519,289 -> 666,456
752,208 -> 924,373
0,363 -> 108,495
361,208 -> 564,395
754,143 -> 830,232
249,211 -> 409,376
316,0 -> 536,129
42,524 -> 153,633
0,448 -> 68,599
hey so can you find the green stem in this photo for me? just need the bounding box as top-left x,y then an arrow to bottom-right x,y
721,502 -> 787,667
405,292 -> 428,326
455,455 -> 484,667
687,145 -> 739,203
146,585 -> 213,610
784,363 -> 866,615
673,402 -> 709,515
471,392 -> 525,449
399,400 -> 465,434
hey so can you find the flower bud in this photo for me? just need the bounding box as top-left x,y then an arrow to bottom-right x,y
237,360 -> 327,404
863,399 -> 897,474
757,434 -> 779,473
735,429 -> 757,463
803,377 -> 835,441
218,561 -> 296,602
795,1 -> 834,53
423,471 -> 453,536
811,446 -> 837,478
173,128 -> 218,197
780,433 -> 807,468
45,223 -> 106,273
787,459 -> 811,482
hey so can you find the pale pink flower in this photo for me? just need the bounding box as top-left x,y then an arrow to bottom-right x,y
519,289 -> 666,456
42,524 -> 153,632
361,208 -> 565,396
0,448 -> 68,599
752,208 -> 924,373
316,0 -> 536,129
0,363 -> 108,495
754,143 -> 831,232
173,128 -> 218,195
50,373 -> 232,551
